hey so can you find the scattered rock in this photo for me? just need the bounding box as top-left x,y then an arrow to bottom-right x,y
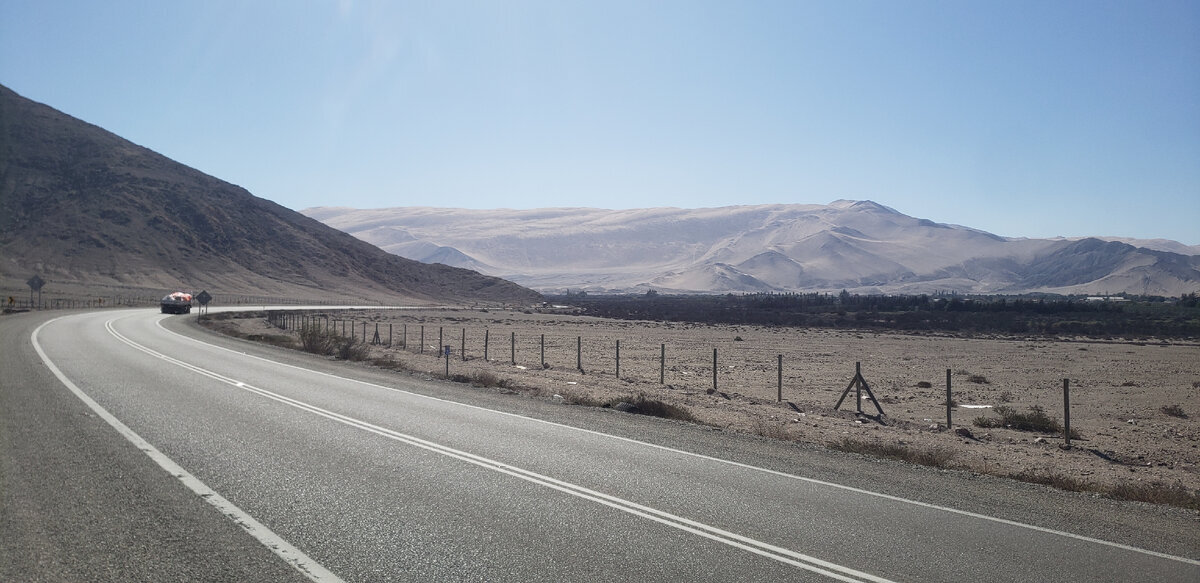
954,427 -> 974,439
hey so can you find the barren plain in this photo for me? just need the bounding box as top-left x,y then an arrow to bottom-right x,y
210,307 -> 1200,504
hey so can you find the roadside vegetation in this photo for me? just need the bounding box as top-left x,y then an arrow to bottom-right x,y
973,405 -> 1082,440
552,292 -> 1200,339
833,438 -> 1199,510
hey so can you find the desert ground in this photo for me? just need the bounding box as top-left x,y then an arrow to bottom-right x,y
208,307 -> 1200,503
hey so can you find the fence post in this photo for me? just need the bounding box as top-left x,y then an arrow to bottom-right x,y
856,362 -> 862,412
403,324 -> 407,350
577,336 -> 582,371
439,327 -> 443,356
946,369 -> 953,428
389,324 -> 393,347
713,348 -> 718,392
462,328 -> 466,361
1063,378 -> 1071,449
511,332 -> 515,365
421,326 -> 425,354
484,329 -> 489,361
540,334 -> 545,368
615,340 -> 620,378
660,344 -> 665,385
777,354 -> 783,403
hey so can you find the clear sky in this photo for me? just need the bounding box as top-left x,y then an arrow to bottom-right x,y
3,1 -> 1198,244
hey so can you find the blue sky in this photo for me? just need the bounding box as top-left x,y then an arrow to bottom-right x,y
3,1 -> 1198,244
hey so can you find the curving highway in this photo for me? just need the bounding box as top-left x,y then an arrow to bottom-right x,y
3,308 -> 1198,582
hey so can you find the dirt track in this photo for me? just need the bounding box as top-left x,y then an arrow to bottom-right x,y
214,307 -> 1200,499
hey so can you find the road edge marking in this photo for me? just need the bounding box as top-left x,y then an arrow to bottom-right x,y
31,315 -> 345,583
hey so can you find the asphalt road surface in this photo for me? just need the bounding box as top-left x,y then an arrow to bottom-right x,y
3,308 -> 1198,582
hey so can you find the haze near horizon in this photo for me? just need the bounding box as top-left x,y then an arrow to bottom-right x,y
2,1 -> 1196,244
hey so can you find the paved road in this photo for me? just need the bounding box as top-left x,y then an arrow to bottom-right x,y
3,308 -> 1198,582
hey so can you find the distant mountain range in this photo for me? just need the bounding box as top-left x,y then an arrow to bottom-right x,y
0,84 -> 540,305
305,203 -> 1200,296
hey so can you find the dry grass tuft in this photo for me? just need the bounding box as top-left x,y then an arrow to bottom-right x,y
600,394 -> 696,422
1160,404 -> 1187,418
974,405 -> 1081,439
1013,471 -> 1200,511
830,438 -> 955,468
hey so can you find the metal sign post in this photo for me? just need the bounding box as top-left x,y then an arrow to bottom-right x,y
195,290 -> 212,315
27,275 -> 45,309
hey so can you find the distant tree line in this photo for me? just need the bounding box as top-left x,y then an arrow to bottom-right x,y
546,291 -> 1200,339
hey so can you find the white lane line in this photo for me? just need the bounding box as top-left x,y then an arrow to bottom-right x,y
156,315 -> 1200,567
30,316 -> 345,583
110,316 -> 893,582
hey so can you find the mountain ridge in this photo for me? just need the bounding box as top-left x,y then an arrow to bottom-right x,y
0,84 -> 541,305
304,204 -> 1200,296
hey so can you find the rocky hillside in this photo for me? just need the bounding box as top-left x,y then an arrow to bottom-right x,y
0,85 -> 540,305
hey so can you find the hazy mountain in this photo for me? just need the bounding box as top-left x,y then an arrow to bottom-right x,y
304,201 -> 1200,296
0,84 -> 540,305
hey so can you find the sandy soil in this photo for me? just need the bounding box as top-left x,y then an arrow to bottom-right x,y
211,307 -> 1200,497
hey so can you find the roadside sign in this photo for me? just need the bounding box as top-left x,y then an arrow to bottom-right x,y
27,275 -> 45,309
196,290 -> 212,306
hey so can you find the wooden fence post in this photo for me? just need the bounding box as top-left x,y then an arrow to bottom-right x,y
713,348 -> 718,392
660,344 -> 665,385
540,334 -> 545,368
1063,378 -> 1071,448
511,332 -> 515,365
856,362 -> 864,412
615,340 -> 620,378
946,368 -> 953,428
484,329 -> 489,361
461,328 -> 466,361
577,336 -> 582,371
777,354 -> 783,403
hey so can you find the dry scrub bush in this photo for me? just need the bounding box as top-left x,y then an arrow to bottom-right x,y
831,438 -> 955,468
974,405 -> 1081,439
1160,404 -> 1187,418
297,326 -> 371,361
